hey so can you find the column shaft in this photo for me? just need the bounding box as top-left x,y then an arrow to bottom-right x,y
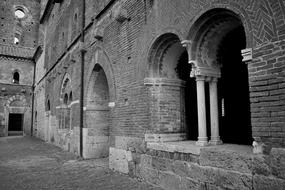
196,77 -> 208,146
209,79 -> 222,145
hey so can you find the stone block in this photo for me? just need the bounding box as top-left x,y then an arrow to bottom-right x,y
114,136 -> 144,152
158,172 -> 181,190
172,161 -> 252,190
151,156 -> 173,172
270,148 -> 285,179
253,175 -> 285,190
137,166 -> 160,185
140,154 -> 152,168
200,148 -> 252,174
180,177 -> 204,190
252,155 -> 271,176
172,160 -> 191,178
109,147 -> 132,174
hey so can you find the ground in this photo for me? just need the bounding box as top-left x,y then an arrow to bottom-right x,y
0,136 -> 162,190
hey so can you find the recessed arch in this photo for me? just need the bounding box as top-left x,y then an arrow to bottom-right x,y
186,8 -> 252,145
146,32 -> 198,139
85,63 -> 110,158
85,47 -> 116,102
186,7 -> 253,50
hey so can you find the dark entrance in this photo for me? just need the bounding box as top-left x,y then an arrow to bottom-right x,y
177,51 -> 198,140
218,26 -> 252,145
8,113 -> 23,136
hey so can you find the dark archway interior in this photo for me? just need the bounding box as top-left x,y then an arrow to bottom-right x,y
218,26 -> 252,145
177,51 -> 198,140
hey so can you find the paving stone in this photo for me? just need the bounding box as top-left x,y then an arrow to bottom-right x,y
0,136 -> 162,190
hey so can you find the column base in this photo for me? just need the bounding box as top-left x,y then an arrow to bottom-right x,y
209,139 -> 223,145
196,139 -> 209,146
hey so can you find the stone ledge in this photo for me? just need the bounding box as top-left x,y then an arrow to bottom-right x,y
145,133 -> 186,143
147,141 -> 253,155
147,141 -> 202,155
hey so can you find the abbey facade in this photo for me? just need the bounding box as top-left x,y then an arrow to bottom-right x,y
1,0 -> 285,189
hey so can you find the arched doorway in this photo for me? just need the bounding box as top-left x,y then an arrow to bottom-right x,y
146,33 -> 198,140
86,64 -> 110,158
187,8 -> 252,145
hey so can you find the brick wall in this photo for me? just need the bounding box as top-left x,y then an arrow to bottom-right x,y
0,57 -> 34,85
37,0 -> 285,157
249,40 -> 285,148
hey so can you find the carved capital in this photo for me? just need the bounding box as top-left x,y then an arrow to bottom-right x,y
181,40 -> 191,48
192,66 -> 221,79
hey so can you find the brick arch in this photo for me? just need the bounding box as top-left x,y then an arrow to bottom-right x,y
146,32 -> 187,79
5,95 -> 28,114
85,47 -> 116,102
5,95 -> 27,107
185,8 -> 249,72
185,4 -> 253,49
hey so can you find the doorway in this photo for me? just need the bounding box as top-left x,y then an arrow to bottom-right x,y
218,26 -> 252,145
8,113 -> 23,136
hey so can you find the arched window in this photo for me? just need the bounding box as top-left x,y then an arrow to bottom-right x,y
13,71 -> 20,84
47,100 -> 51,111
15,9 -> 25,19
69,91 -> 73,103
63,93 -> 68,105
14,37 -> 19,45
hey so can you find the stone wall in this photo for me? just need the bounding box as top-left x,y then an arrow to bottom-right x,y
0,0 -> 39,47
0,56 -> 34,137
134,146 -> 285,190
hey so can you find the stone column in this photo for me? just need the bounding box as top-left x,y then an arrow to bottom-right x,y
196,76 -> 208,146
209,78 -> 222,145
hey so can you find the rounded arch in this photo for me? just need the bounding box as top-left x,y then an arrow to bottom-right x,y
85,47 -> 116,102
186,8 -> 250,68
12,70 -> 20,84
6,95 -> 27,108
186,6 -> 253,50
147,33 -> 189,79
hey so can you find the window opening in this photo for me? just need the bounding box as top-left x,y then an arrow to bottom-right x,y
15,9 -> 25,19
13,71 -> 20,84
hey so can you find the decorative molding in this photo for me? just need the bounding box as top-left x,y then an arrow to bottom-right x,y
191,66 -> 221,78
181,40 -> 191,48
145,133 -> 186,142
144,77 -> 186,87
241,48 -> 252,62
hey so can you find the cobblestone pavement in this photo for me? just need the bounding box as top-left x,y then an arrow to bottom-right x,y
0,136 -> 162,190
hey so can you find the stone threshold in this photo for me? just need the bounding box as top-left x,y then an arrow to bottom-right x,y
147,141 -> 253,155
